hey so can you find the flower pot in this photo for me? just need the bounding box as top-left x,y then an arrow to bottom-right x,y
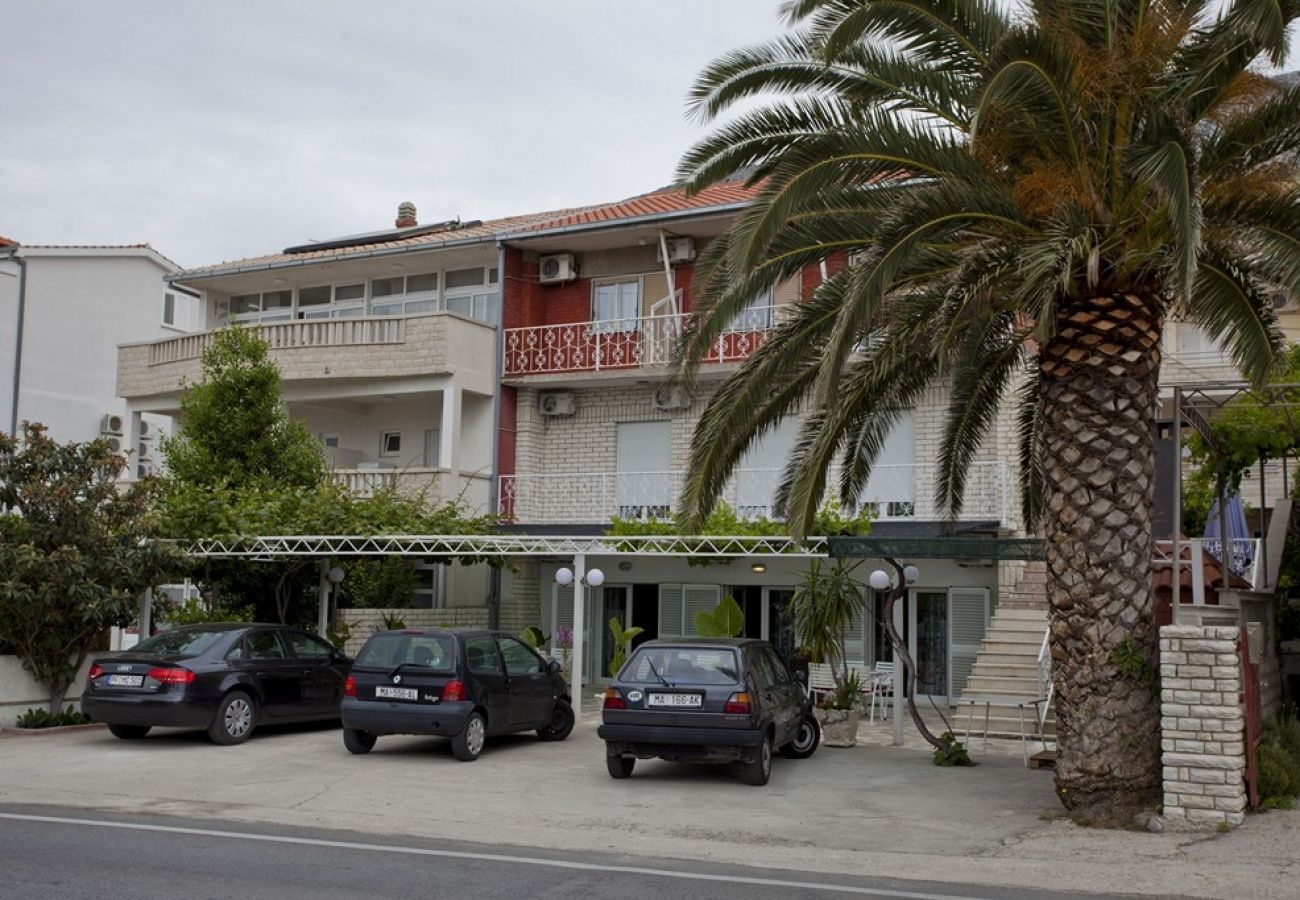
816,707 -> 861,747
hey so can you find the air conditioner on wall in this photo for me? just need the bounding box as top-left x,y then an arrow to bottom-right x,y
101,413 -> 124,436
538,391 -> 576,416
139,420 -> 151,438
650,384 -> 690,411
104,436 -> 123,454
656,237 -> 696,264
539,253 -> 577,284
137,462 -> 156,478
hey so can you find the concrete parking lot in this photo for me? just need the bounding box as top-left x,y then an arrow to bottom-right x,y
1,715 -> 1296,898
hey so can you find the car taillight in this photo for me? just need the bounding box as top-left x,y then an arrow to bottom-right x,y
723,692 -> 752,715
441,680 -> 466,702
88,663 -> 103,680
147,667 -> 194,685
603,687 -> 627,710
343,675 -> 357,697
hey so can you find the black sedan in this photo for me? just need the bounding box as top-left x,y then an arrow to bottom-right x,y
341,628 -> 573,761
82,623 -> 351,744
597,637 -> 820,785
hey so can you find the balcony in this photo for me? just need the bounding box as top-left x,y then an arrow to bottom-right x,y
118,313 -> 497,402
331,467 -> 490,511
502,306 -> 788,379
499,462 -> 1013,526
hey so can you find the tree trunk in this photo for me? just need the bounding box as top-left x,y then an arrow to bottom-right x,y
1039,292 -> 1164,820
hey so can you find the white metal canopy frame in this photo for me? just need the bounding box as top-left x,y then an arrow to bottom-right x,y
167,533 -> 831,718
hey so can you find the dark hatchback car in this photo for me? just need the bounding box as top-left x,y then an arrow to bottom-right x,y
597,637 -> 819,785
340,628 -> 573,761
82,624 -> 351,744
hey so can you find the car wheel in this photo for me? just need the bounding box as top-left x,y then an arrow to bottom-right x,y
741,733 -> 773,786
107,723 -> 151,740
605,747 -> 635,779
779,714 -> 821,760
452,711 -> 486,761
537,700 -> 575,741
208,691 -> 256,745
343,728 -> 377,755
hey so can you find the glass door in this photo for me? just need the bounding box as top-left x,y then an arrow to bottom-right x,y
600,585 -> 631,678
910,590 -> 949,701
762,588 -> 797,666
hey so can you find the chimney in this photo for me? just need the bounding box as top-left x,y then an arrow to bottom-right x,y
395,201 -> 417,228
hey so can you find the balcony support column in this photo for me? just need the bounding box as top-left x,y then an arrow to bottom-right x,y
440,385 -> 461,475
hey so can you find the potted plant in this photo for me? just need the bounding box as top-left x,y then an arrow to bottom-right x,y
790,559 -> 865,747
818,671 -> 863,747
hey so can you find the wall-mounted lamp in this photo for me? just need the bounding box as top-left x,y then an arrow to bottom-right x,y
750,562 -> 767,574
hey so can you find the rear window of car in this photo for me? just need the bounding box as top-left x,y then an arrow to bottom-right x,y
354,633 -> 457,673
132,628 -> 230,658
623,647 -> 740,685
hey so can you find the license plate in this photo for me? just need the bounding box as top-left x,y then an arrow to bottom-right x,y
375,686 -> 419,700
106,674 -> 143,687
647,692 -> 702,708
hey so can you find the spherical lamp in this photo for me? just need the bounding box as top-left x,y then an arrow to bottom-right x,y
555,567 -> 574,586
586,568 -> 605,587
868,569 -> 891,591
903,564 -> 919,585
327,567 -> 345,584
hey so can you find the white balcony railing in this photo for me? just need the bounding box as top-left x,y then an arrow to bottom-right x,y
502,306 -> 789,377
149,317 -> 407,365
499,462 -> 1013,526
1154,537 -> 1264,601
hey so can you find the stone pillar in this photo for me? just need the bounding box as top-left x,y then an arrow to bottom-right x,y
1159,625 -> 1247,829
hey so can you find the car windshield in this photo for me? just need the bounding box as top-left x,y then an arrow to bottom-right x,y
132,628 -> 230,658
624,647 -> 740,685
354,633 -> 457,673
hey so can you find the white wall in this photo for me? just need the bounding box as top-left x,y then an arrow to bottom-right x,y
0,258 -> 18,433
2,252 -> 187,444
294,395 -> 445,469
0,656 -> 94,727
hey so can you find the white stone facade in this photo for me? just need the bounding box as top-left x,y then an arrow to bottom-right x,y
1159,624 -> 1248,828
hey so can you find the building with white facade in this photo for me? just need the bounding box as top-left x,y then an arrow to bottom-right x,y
1,239 -> 191,467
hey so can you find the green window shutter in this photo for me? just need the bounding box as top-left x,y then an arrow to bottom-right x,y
682,584 -> 722,636
948,587 -> 989,699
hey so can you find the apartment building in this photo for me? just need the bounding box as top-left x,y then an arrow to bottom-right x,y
1,240 -> 191,458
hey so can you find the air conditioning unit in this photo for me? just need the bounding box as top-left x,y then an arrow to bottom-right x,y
538,391 -> 576,416
138,420 -> 151,438
101,414 -> 124,436
1271,291 -> 1297,312
104,436 -> 124,454
656,237 -> 696,264
539,253 -> 577,284
138,442 -> 153,460
136,462 -> 156,479
651,384 -> 691,411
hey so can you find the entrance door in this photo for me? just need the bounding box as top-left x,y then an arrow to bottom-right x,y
911,590 -> 949,701
763,588 -> 797,666
600,585 -> 631,678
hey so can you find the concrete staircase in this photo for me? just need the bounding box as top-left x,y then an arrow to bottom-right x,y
954,562 -> 1056,743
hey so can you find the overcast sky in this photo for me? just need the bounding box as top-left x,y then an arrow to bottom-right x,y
2,1 -> 786,267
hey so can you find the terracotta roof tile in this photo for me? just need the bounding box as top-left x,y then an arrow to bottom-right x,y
513,179 -> 761,233
0,235 -> 17,247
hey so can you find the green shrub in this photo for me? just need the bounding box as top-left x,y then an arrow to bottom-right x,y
1257,710 -> 1300,808
376,611 -> 407,632
15,706 -> 91,728
162,596 -> 254,626
932,731 -> 973,767
819,671 -> 862,711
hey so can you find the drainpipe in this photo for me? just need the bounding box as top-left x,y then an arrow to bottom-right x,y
486,240 -> 507,630
4,245 -> 27,436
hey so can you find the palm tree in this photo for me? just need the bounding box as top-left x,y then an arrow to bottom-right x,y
675,0 -> 1300,818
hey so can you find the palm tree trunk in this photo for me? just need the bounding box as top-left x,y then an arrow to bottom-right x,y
1039,292 -> 1164,819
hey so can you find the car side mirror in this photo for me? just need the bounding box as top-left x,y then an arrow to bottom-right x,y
546,659 -> 562,675
333,649 -> 351,664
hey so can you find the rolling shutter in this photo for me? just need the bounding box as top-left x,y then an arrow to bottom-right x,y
658,584 -> 684,638
552,582 -> 595,681
682,584 -> 722,636
948,587 -> 989,699
841,596 -> 869,668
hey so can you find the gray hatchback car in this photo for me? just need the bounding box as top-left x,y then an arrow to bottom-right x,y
597,637 -> 819,785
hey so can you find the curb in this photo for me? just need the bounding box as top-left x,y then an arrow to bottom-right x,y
1,723 -> 106,737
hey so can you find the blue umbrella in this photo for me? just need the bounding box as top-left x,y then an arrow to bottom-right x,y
1203,492 -> 1251,576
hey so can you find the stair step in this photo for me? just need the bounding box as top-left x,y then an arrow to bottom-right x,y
969,664 -> 1040,678
974,652 -> 1041,666
962,679 -> 1042,694
981,631 -> 1044,644
991,607 -> 1048,619
987,620 -> 1047,634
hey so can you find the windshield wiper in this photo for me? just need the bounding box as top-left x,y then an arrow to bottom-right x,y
386,662 -> 437,679
644,657 -> 670,687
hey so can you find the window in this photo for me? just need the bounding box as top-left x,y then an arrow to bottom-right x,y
445,267 -> 486,289
624,647 -> 740,685
465,637 -> 503,675
761,646 -> 791,684
616,421 -> 671,519
245,631 -> 287,660
725,288 -> 773,332
354,633 -> 456,672
162,292 -> 176,326
230,290 -> 292,322
591,279 -> 640,333
380,432 -> 402,457
498,637 -> 542,676
444,267 -> 499,324
412,563 -> 445,609
287,631 -> 334,660
321,434 -> 341,449
134,628 -> 228,658
423,429 -> 440,467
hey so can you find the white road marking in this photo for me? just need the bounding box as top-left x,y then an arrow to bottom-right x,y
0,811 -> 991,900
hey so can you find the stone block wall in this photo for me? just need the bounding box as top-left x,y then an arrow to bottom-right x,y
1159,624 -> 1247,828
338,607 -> 490,657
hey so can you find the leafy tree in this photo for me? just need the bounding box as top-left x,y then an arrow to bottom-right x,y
338,557 -> 422,610
160,327 -> 494,625
0,424 -> 178,712
674,0 -> 1300,817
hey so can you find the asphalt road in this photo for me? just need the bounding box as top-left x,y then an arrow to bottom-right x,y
0,805 -> 1139,900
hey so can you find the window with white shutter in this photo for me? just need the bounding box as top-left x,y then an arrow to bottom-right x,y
947,587 -> 989,698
